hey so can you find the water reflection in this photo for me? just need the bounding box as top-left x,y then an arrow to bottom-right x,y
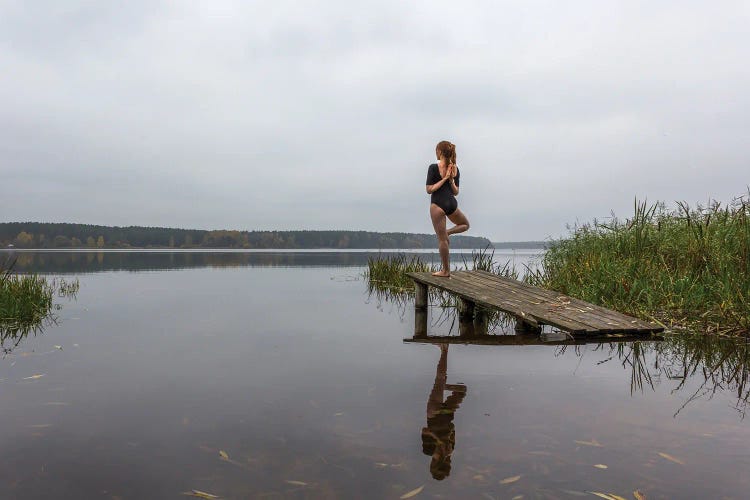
409,324 -> 750,420
422,344 -> 466,480
1,323 -> 44,356
586,335 -> 750,417
376,259 -> 750,421
5,250 -> 495,274
1,251 -> 748,497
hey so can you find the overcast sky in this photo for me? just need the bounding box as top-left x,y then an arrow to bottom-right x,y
1,1 -> 748,241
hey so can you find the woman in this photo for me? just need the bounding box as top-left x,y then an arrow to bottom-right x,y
421,344 -> 467,480
425,140 -> 470,277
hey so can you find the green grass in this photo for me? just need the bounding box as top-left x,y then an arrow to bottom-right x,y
365,246 -> 519,297
367,193 -> 749,336
365,253 -> 435,296
0,256 -> 79,339
526,194 -> 750,335
364,247 -> 520,329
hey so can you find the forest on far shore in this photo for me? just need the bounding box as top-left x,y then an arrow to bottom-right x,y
0,222 -> 504,249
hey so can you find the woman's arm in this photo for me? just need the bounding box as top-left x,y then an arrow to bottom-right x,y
426,176 -> 449,194
448,165 -> 459,195
448,177 -> 459,195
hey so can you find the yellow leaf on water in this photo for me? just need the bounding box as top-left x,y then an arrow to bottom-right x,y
589,493 -> 618,500
499,475 -> 521,484
633,491 -> 646,500
574,439 -> 603,447
23,374 -> 46,380
590,494 -> 626,500
219,450 -> 229,460
400,485 -> 424,499
512,496 -> 524,500
374,462 -> 388,468
657,452 -> 685,465
285,480 -> 308,487
594,464 -> 608,469
182,490 -> 220,499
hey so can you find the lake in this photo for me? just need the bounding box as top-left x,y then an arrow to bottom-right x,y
1,250 -> 748,499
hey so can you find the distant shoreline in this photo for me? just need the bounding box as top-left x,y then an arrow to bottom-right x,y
1,246 -> 546,252
2,222 -> 546,250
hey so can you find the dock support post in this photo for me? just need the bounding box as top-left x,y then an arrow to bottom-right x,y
414,308 -> 428,338
457,298 -> 475,322
415,282 -> 428,310
515,316 -> 542,334
474,307 -> 489,336
414,282 -> 428,337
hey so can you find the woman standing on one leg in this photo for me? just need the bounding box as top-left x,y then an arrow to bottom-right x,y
426,140 -> 470,277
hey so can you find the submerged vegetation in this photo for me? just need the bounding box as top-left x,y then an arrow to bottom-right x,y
528,194 -> 750,336
0,255 -> 78,344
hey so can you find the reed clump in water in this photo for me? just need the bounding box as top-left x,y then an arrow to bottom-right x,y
365,247 -> 519,294
0,256 -> 79,336
527,193 -> 750,336
365,247 -> 520,330
365,253 -> 436,296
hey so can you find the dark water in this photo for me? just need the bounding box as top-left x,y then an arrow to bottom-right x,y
1,251 -> 749,499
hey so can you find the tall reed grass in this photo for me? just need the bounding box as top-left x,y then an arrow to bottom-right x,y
0,255 -> 79,337
365,247 -> 518,296
527,193 -> 750,335
365,247 -> 520,330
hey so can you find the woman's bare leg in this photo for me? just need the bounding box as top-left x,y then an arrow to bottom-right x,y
446,209 -> 470,237
430,203 -> 450,277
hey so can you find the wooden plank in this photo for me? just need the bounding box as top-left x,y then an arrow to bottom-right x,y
406,272 -> 551,330
406,271 -> 663,335
458,272 -> 631,333
473,270 -> 659,330
404,333 -> 660,346
447,272 -> 611,333
449,273 -> 613,332
411,273 -> 594,333
407,272 -> 592,333
469,271 -> 662,332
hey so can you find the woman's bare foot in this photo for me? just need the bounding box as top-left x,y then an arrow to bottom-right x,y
431,270 -> 450,278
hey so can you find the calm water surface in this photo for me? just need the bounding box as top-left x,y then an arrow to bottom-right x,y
1,251 -> 748,499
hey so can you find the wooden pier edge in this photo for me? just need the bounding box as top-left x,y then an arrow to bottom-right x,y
406,270 -> 664,337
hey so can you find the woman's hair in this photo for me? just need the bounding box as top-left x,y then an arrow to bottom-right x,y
436,140 -> 456,166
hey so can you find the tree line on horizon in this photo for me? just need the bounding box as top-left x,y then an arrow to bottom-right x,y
0,222 -> 494,249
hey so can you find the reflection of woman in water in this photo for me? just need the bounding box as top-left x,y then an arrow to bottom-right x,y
421,344 -> 467,480
425,140 -> 470,278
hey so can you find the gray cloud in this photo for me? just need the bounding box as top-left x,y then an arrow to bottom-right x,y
1,0 -> 748,240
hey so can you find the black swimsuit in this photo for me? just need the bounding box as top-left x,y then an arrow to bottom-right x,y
426,163 -> 460,215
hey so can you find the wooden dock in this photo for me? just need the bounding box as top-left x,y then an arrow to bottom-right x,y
407,270 -> 663,336
404,333 -> 661,346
